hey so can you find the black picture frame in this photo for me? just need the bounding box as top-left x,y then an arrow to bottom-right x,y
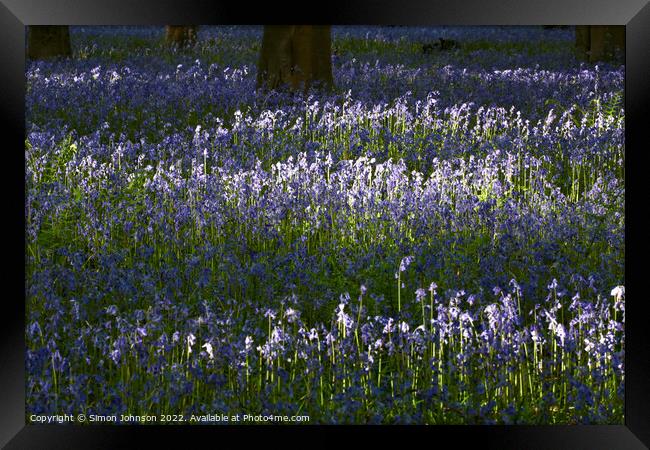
1,0 -> 648,448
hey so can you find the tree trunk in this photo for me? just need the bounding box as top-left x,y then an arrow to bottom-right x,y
256,25 -> 334,91
27,26 -> 72,59
575,25 -> 591,60
575,25 -> 624,62
165,26 -> 198,47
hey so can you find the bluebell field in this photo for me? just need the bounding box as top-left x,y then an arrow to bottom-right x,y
25,26 -> 624,424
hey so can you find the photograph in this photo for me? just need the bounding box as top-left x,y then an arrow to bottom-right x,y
1,0 -> 649,447
24,24 -> 626,425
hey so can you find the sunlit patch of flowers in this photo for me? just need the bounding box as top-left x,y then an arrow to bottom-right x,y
25,26 -> 624,424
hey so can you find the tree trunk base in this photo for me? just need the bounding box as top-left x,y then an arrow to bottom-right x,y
27,26 -> 72,60
575,25 -> 624,63
257,25 -> 334,92
165,26 -> 198,47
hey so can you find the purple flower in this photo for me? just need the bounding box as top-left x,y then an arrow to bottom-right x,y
610,285 -> 624,301
284,307 -> 300,323
202,342 -> 214,359
399,255 -> 414,272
